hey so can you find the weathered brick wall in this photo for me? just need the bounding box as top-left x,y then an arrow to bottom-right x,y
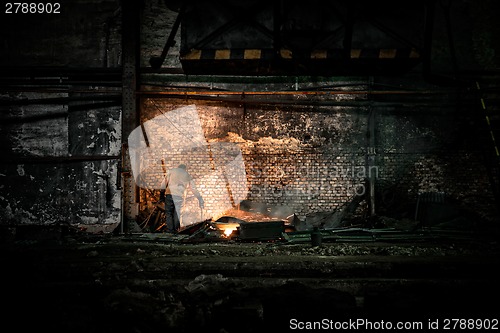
243,150 -> 368,218
1,0 -> 498,231
140,99 -> 369,222
374,111 -> 497,222
138,98 -> 497,223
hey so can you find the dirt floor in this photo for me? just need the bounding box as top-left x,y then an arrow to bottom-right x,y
1,225 -> 500,333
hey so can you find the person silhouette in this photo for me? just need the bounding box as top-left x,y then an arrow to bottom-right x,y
159,164 -> 204,233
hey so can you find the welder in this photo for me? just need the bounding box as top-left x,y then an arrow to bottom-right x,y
159,164 -> 204,233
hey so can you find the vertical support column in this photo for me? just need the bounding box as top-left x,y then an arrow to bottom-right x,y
367,107 -> 376,217
120,0 -> 140,233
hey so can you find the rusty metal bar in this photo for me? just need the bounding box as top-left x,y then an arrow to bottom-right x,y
136,94 -> 477,112
137,89 -> 460,96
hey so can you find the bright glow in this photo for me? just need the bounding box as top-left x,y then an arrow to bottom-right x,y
213,223 -> 240,238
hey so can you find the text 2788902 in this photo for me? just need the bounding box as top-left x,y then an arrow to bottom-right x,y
5,3 -> 60,14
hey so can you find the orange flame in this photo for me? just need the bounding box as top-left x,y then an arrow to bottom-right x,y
214,223 -> 239,238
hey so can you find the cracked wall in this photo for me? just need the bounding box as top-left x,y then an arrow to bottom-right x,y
0,92 -> 122,229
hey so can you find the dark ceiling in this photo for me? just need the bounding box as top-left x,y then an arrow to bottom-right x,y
1,0 -> 499,79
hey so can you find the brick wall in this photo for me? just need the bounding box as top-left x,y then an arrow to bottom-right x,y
136,98 -> 498,225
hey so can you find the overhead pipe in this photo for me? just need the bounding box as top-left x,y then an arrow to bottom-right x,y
0,67 -> 122,82
136,94 -> 477,113
136,89 -> 469,96
3,155 -> 120,164
0,94 -> 121,106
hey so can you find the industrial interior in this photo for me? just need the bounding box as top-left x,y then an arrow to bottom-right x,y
1,0 -> 500,332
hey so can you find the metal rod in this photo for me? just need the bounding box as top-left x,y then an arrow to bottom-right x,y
0,95 -> 121,106
137,89 -> 464,96
149,3 -> 185,69
3,155 -> 120,164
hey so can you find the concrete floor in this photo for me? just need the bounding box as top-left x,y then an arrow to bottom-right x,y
1,227 -> 499,333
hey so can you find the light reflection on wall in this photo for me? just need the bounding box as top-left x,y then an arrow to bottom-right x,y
128,104 -> 248,227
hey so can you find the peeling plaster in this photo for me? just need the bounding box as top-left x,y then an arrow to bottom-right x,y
12,119 -> 68,156
0,159 -> 121,228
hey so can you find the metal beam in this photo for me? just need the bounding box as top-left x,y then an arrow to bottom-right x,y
150,3 -> 186,69
121,0 -> 141,233
187,2 -> 270,51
